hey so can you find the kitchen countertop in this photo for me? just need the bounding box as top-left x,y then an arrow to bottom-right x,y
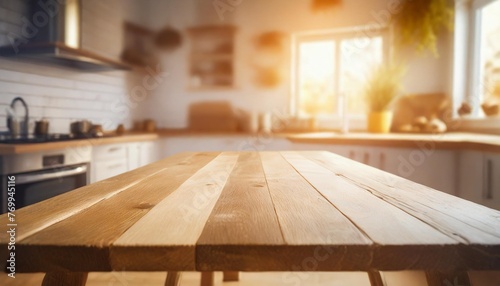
0,133 -> 159,155
288,132 -> 500,153
156,128 -> 298,138
1,130 -> 499,155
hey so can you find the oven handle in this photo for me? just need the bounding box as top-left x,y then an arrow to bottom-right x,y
16,165 -> 88,184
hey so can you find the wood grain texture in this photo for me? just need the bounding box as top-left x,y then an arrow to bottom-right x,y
282,152 -> 463,271
197,152 -> 285,271
111,152 -> 239,271
259,152 -> 373,271
42,272 -> 88,286
297,151 -> 500,270
4,152 -> 220,273
2,151 -> 499,275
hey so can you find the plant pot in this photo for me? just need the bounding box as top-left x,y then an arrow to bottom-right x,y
367,111 -> 393,133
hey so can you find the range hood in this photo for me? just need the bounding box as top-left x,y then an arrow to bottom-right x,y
0,0 -> 130,71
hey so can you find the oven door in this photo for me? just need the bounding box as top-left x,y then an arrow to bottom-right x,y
1,164 -> 88,213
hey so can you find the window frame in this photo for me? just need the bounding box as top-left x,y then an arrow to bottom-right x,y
455,0 -> 500,124
290,25 -> 390,130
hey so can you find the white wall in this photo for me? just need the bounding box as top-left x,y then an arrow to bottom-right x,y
133,0 -> 453,129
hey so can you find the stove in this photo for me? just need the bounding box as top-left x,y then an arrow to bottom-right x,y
0,133 -> 106,144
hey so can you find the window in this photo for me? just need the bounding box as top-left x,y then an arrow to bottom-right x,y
292,27 -> 387,122
478,0 -> 500,105
458,0 -> 500,119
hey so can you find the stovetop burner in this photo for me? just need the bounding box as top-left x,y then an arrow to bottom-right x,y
0,133 -> 108,144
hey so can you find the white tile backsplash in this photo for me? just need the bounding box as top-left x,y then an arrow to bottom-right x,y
0,59 -> 133,134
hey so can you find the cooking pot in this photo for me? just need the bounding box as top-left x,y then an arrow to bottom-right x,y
34,120 -> 49,136
70,120 -> 92,135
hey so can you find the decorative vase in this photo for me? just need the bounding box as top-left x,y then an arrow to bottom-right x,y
367,111 -> 393,133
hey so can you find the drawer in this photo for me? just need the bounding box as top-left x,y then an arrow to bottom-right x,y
93,144 -> 127,161
93,158 -> 128,182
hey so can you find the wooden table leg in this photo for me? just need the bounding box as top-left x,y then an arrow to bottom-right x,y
165,271 -> 181,286
425,271 -> 471,286
200,272 -> 214,286
223,271 -> 239,281
367,271 -> 384,286
42,272 -> 88,286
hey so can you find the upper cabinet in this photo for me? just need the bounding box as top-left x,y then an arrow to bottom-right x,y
187,25 -> 236,91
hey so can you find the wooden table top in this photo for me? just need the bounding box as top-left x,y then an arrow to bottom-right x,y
1,151 -> 499,274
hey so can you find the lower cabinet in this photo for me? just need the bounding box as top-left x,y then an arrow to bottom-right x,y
292,142 -> 457,195
161,136 -> 292,157
91,140 -> 159,183
91,144 -> 129,183
458,151 -> 500,210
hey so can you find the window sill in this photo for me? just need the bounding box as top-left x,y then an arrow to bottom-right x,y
451,117 -> 500,134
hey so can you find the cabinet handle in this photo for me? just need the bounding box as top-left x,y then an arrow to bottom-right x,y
349,151 -> 355,160
484,159 -> 493,200
107,163 -> 123,169
363,152 -> 370,165
108,147 -> 121,152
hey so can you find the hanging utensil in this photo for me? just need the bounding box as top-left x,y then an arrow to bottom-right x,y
155,27 -> 182,50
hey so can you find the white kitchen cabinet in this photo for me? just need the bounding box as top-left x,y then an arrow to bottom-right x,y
480,152 -> 500,210
92,140 -> 160,183
93,158 -> 128,182
139,141 -> 160,167
162,136 -> 291,157
381,147 -> 457,195
291,143 -> 386,169
457,151 -> 500,210
91,144 -> 128,183
292,142 -> 457,195
457,151 -> 484,204
127,143 -> 141,171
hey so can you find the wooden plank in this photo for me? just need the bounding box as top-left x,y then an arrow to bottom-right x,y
110,152 -> 240,271
197,152 -> 285,271
0,152 -> 190,244
259,152 -> 373,271
301,151 -> 500,270
42,272 -> 88,286
282,151 -> 462,271
7,152 -> 220,273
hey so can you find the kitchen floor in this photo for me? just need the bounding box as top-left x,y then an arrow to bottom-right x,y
0,271 -> 433,286
1,271 -> 499,285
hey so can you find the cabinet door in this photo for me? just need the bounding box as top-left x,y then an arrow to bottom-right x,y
127,143 -> 141,171
139,141 -> 160,167
482,152 -> 500,210
457,151 -> 484,204
93,159 -> 128,182
383,148 -> 457,195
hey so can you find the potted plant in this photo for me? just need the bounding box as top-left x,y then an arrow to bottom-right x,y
364,63 -> 406,133
395,0 -> 454,57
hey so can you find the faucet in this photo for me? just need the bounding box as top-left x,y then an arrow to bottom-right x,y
7,97 -> 29,137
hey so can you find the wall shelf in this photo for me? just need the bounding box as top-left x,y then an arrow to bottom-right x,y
187,25 -> 236,90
